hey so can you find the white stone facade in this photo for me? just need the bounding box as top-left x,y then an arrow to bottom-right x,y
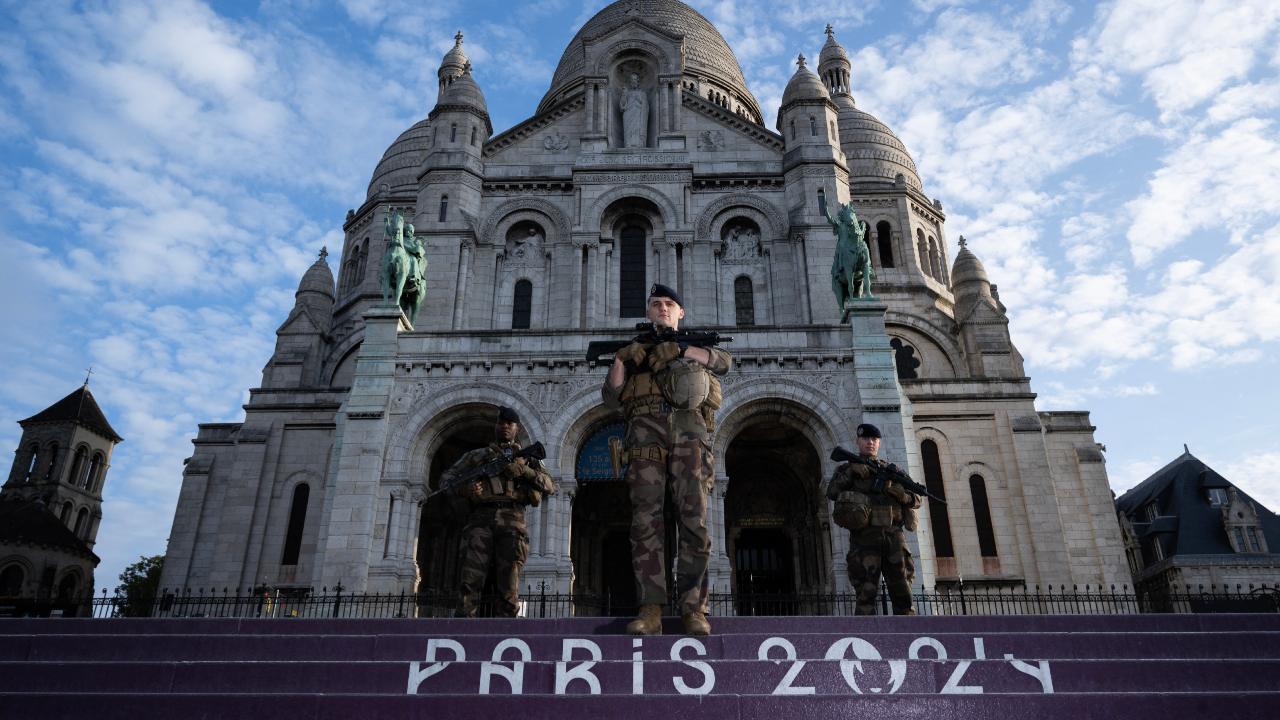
159,1 -> 1130,602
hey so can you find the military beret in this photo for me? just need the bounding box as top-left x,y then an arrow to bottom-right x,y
856,423 -> 882,439
649,283 -> 683,307
497,406 -> 521,425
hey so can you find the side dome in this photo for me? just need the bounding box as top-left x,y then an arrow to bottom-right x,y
780,56 -> 830,107
366,118 -> 432,201
297,250 -> 336,300
950,240 -> 993,300
538,0 -> 760,121
438,68 -> 489,115
838,105 -> 923,190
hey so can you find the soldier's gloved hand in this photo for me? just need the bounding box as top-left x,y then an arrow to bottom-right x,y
503,459 -> 533,480
463,481 -> 484,498
615,342 -> 649,369
648,341 -> 681,371
884,482 -> 911,503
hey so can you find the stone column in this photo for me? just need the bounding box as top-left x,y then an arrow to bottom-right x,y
707,475 -> 732,604
844,300 -> 929,590
319,305 -> 410,592
452,240 -> 471,330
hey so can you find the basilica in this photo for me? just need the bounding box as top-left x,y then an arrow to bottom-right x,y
158,0 -> 1129,608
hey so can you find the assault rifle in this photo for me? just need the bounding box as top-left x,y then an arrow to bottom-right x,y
830,446 -> 947,505
585,322 -> 733,368
426,442 -> 547,502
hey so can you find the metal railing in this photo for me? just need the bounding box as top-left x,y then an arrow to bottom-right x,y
4,581 -> 1262,619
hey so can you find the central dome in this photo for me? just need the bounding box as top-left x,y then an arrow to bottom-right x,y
538,0 -> 759,119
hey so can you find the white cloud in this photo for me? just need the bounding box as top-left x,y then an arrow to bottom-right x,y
1036,381 -> 1157,409
1206,80 -> 1280,125
1084,0 -> 1280,117
1127,119 -> 1280,265
1219,451 -> 1280,515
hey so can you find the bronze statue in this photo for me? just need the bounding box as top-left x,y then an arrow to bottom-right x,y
826,201 -> 874,307
380,209 -> 427,325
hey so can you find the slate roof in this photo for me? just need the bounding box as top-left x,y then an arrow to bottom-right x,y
1116,450 -> 1280,556
19,386 -> 122,442
0,496 -> 99,563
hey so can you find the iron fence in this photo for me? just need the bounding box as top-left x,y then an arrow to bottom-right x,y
4,581 -> 1264,619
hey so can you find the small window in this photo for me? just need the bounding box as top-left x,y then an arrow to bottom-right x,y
1208,488 -> 1228,506
1248,527 -> 1265,553
439,195 -> 449,222
921,440 -> 954,558
734,276 -> 755,326
809,116 -> 817,136
512,279 -> 533,329
450,122 -> 457,142
970,474 -> 999,557
789,120 -> 795,140
0,565 -> 23,597
817,187 -> 826,216
44,442 -> 59,481
23,444 -> 39,482
1232,527 -> 1247,553
73,508 -> 89,538
470,125 -> 477,146
282,483 -> 310,565
876,221 -> 895,267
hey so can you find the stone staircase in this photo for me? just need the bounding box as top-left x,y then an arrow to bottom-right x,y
2,613 -> 1279,718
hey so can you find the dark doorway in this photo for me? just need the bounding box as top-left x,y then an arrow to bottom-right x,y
734,528 -> 796,615
416,407 -> 503,615
725,416 -> 828,613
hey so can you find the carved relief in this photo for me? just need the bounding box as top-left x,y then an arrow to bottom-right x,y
543,131 -> 570,152
697,129 -> 725,151
503,221 -> 545,267
720,220 -> 762,264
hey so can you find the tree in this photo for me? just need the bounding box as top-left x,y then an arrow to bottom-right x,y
114,554 -> 164,617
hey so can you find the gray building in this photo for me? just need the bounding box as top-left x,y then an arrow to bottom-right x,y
2,385 -> 120,612
159,1 -> 1129,606
1117,449 -> 1280,599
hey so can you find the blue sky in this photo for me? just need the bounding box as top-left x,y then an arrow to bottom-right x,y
1,0 -> 1277,592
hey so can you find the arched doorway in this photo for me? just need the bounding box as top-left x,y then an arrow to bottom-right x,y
415,404 -> 517,615
725,420 -> 828,615
569,420 -> 677,616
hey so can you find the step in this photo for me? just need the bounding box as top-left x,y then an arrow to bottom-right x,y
7,613 -> 1279,635
6,630 -> 1280,662
2,692 -> 1279,720
1,658 -> 1278,695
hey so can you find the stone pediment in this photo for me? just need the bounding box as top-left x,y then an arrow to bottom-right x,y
579,17 -> 685,78
683,91 -> 784,152
275,305 -> 321,335
483,96 -> 585,161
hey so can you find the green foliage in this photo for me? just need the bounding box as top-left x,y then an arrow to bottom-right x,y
114,554 -> 164,617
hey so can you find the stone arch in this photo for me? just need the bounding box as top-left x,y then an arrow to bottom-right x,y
478,197 -> 570,248
695,193 -> 785,241
590,37 -> 680,77
323,331 -> 365,387
54,565 -> 85,600
385,384 -> 546,483
586,185 -> 679,236
713,386 -> 848,473
553,391 -> 622,490
885,312 -> 962,377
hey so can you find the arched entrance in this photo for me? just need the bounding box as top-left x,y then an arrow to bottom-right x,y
569,420 -> 677,616
725,420 -> 828,615
415,404 -> 517,614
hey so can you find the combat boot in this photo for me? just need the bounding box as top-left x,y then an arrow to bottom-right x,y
682,610 -> 711,636
626,603 -> 663,635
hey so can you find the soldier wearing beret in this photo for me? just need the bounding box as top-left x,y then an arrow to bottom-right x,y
827,423 -> 921,615
445,406 -> 556,617
602,284 -> 732,635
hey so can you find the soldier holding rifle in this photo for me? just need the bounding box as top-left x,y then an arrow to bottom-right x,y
442,406 -> 555,618
827,423 -> 928,615
599,284 -> 732,636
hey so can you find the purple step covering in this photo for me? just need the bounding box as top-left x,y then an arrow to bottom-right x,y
7,630 -> 1280,662
1,659 -> 1278,694
2,692 -> 1280,720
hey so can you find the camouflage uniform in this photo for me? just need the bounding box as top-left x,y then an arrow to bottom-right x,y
827,457 -> 922,615
445,441 -> 555,617
603,343 -> 732,614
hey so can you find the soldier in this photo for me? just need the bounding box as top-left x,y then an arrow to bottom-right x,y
603,284 -> 732,636
827,423 -> 921,615
445,406 -> 555,618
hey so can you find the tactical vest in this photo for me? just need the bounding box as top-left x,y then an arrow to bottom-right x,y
619,356 -> 722,432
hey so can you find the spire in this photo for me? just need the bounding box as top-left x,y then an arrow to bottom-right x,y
438,30 -> 469,94
818,23 -> 853,100
83,366 -> 93,387
796,53 -> 807,70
